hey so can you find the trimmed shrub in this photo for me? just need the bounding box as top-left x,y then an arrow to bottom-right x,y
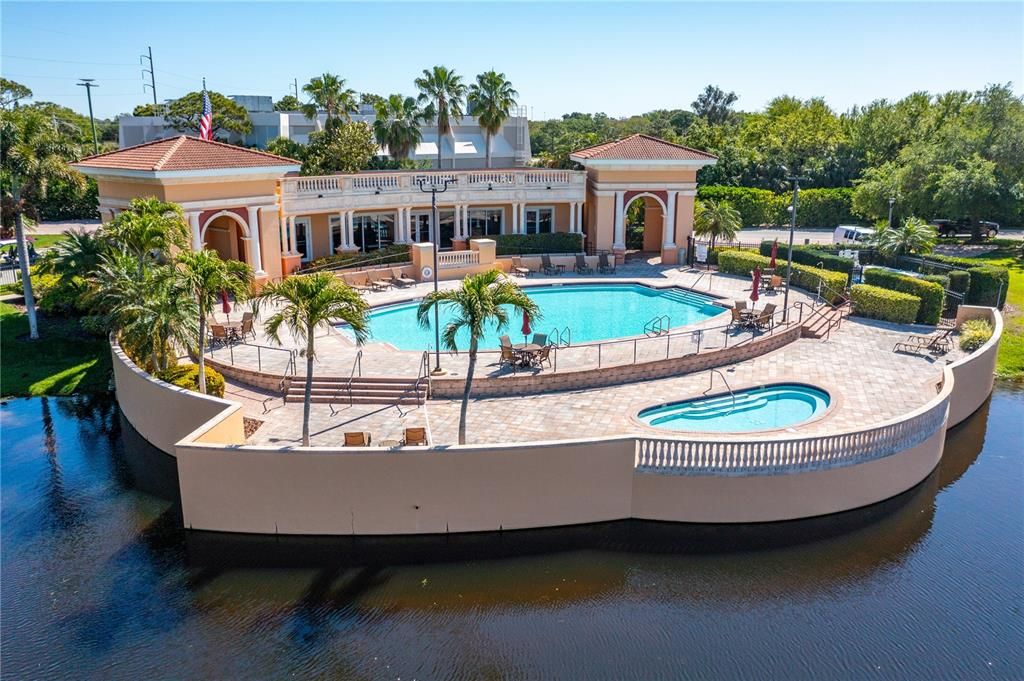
958,319 -> 994,352
493,232 -> 583,256
306,244 -> 410,271
947,270 -> 970,294
696,186 -> 854,227
791,187 -> 856,227
862,269 -> 945,325
156,363 -> 226,398
921,274 -> 950,289
758,240 -> 854,276
35,273 -> 88,316
850,284 -> 921,324
716,250 -> 848,302
79,315 -> 108,337
966,265 -> 1009,308
697,186 -> 783,227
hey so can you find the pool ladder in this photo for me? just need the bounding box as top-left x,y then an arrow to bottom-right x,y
547,326 -> 572,347
643,315 -> 670,337
704,369 -> 737,416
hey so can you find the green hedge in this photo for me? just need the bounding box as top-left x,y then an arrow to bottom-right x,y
156,363 -> 226,398
697,186 -> 782,227
306,244 -> 410,271
697,186 -> 854,227
791,188 -> 856,228
966,265 -> 1009,308
717,250 -> 848,302
947,270 -> 971,294
493,232 -> 583,256
921,274 -> 950,288
850,284 -> 921,324
862,269 -> 945,325
758,240 -> 854,276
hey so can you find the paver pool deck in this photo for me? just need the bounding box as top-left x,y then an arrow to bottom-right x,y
213,262 -> 961,447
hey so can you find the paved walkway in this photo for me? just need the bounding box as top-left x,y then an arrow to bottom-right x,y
227,262 -> 960,448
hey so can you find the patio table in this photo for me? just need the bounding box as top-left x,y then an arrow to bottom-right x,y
512,343 -> 543,367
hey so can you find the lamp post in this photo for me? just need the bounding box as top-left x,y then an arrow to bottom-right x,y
417,176 -> 457,375
887,197 -> 896,229
782,175 -> 808,321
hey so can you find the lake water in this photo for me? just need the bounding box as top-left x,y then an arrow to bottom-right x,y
1,388 -> 1022,680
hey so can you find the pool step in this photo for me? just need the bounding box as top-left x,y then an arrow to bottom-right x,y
284,376 -> 426,406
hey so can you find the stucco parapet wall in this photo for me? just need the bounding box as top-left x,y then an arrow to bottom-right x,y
946,306 -> 1002,428
429,324 -> 802,398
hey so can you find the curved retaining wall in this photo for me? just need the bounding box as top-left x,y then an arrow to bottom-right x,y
108,309 -> 1002,535
947,306 -> 1001,428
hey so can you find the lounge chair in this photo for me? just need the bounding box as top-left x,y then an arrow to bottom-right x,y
392,267 -> 416,288
531,333 -> 548,347
574,254 -> 593,275
511,258 -> 532,278
598,252 -> 616,274
893,328 -> 954,355
754,303 -> 777,330
344,431 -> 372,447
541,254 -> 561,276
403,427 -> 428,446
367,270 -> 391,291
345,272 -> 373,293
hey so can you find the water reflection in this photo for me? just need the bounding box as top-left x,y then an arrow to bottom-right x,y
2,389 -> 1021,681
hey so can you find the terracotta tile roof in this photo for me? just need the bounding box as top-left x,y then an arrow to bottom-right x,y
570,134 -> 717,162
74,136 -> 301,172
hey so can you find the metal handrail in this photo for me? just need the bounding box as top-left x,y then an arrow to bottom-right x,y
346,350 -> 363,406
704,368 -> 737,415
643,314 -> 670,337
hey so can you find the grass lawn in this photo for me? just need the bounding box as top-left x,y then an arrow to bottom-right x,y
0,303 -> 112,397
957,245 -> 1024,381
27,233 -> 69,249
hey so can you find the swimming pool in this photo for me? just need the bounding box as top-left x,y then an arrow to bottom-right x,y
638,383 -> 830,432
344,284 -> 724,351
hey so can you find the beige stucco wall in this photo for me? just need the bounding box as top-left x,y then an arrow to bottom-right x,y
97,179 -> 166,201
947,306 -> 1002,427
587,168 -> 700,184
258,209 -> 284,280
162,178 -> 278,204
109,340 -> 244,456
586,193 -> 615,251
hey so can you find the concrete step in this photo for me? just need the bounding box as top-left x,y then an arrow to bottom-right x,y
285,395 -> 424,406
287,387 -> 424,399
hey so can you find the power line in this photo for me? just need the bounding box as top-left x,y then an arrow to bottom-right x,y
2,54 -> 136,66
1,73 -> 140,81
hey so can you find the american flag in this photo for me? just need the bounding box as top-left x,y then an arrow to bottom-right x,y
199,89 -> 213,140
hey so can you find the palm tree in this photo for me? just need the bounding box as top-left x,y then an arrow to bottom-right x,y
372,94 -> 426,162
255,273 -> 369,447
1,107 -> 83,339
90,250 -> 197,371
693,199 -> 742,250
874,216 -> 937,258
414,66 -> 467,169
301,73 -> 358,126
467,71 -> 518,168
35,228 -> 106,285
102,197 -> 190,276
176,249 -> 254,394
416,271 -> 539,445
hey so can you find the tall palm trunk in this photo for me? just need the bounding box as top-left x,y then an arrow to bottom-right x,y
459,337 -> 477,445
303,331 -> 314,447
12,178 -> 38,340
436,125 -> 443,170
485,131 -> 492,169
196,314 -> 208,394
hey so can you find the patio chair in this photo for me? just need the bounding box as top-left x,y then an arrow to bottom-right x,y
893,328 -> 954,355
734,300 -> 747,313
240,317 -> 256,341
533,344 -> 553,368
344,431 -> 372,447
511,258 -> 532,278
574,254 -> 593,275
499,343 -> 518,371
541,254 -> 560,276
754,303 -> 777,330
765,275 -> 783,293
209,324 -> 229,346
598,252 -> 616,274
727,306 -> 746,331
392,267 -> 417,288
403,427 -> 428,446
531,333 -> 548,347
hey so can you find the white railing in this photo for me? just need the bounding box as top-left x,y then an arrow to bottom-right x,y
282,168 -> 584,199
438,250 -> 479,269
635,376 -> 951,476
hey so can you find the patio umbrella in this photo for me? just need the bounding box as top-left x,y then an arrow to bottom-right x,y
769,239 -> 779,269
220,289 -> 232,319
521,310 -> 532,343
750,267 -> 761,303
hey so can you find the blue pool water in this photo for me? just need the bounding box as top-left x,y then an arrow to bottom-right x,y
346,284 -> 723,351
638,383 -> 830,432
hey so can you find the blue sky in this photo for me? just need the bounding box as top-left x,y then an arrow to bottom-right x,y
2,2 -> 1021,120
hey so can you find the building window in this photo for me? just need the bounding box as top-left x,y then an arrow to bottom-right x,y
526,207 -> 554,234
353,212 -> 396,251
330,215 -> 343,252
469,208 -> 503,237
410,213 -> 431,243
294,217 -> 311,261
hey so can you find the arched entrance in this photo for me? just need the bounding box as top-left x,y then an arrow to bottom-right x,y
201,211 -> 249,265
623,192 -> 666,260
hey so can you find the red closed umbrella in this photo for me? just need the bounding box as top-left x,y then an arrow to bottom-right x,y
220,289 -> 232,318
750,267 -> 761,302
521,310 -> 532,342
769,239 -> 778,269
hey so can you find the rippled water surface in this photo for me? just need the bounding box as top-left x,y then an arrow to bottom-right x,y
2,389 -> 1022,680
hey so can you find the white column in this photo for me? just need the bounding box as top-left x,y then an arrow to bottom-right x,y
663,191 -> 677,249
569,202 -> 577,233
246,206 -> 265,274
519,203 -> 527,235
188,212 -> 202,250
509,203 -> 518,234
460,204 -> 468,239
288,216 -> 298,253
346,211 -> 355,250
613,191 -> 625,249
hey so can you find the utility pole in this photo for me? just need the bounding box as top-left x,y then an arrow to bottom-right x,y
782,175 -> 808,321
77,79 -> 99,155
293,78 -> 299,100
141,46 -> 157,107
887,197 -> 896,229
